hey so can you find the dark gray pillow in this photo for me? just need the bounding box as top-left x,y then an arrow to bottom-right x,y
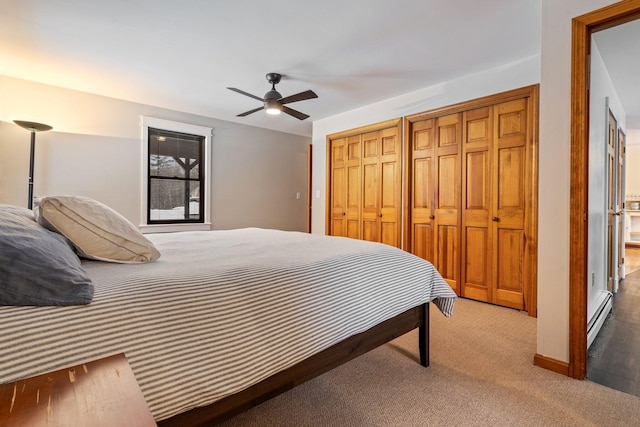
0,204 -> 94,306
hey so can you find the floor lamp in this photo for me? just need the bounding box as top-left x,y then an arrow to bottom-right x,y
14,120 -> 53,209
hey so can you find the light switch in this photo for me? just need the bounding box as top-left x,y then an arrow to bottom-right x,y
296,192 -> 301,200
315,190 -> 321,199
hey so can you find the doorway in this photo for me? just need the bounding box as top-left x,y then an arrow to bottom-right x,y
570,1 -> 640,380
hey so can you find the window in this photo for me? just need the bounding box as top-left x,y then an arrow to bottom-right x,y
148,128 -> 203,223
141,117 -> 212,233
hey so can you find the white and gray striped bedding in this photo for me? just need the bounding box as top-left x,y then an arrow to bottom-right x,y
0,228 -> 456,421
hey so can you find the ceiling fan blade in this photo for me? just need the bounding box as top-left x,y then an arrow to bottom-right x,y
227,87 -> 264,102
282,106 -> 310,120
237,106 -> 264,117
279,90 -> 318,105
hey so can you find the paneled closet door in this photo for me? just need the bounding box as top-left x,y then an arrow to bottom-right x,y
434,113 -> 461,294
461,100 -> 529,310
409,119 -> 436,264
461,106 -> 493,303
362,131 -> 381,242
379,127 -> 402,247
491,98 -> 528,310
329,137 -> 347,237
405,86 -> 538,314
329,136 -> 362,239
361,128 -> 402,247
345,135 -> 362,240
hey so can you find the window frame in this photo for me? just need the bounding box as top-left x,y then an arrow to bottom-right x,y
140,117 -> 212,233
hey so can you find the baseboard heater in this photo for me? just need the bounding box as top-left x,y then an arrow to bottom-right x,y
587,291 -> 613,349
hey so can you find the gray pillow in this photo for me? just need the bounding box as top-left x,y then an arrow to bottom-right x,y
0,204 -> 94,306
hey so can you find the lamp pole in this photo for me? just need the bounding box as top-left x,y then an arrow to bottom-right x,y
27,130 -> 36,209
14,120 -> 53,209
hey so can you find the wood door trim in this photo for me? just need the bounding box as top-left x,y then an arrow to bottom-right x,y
570,0 -> 640,381
405,85 -> 539,124
403,85 -> 539,316
326,118 -> 402,140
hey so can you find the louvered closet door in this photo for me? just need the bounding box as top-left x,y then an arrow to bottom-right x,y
434,113 -> 461,294
491,99 -> 527,310
461,107 -> 493,303
409,119 -> 436,264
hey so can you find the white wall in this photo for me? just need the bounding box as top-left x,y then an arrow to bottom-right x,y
587,40 -> 625,322
311,54 -> 540,235
0,75 -> 310,232
538,0 -> 621,363
626,129 -> 640,197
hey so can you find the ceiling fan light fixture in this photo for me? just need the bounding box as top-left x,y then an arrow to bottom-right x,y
265,100 -> 282,115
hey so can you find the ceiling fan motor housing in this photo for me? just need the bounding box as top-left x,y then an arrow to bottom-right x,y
264,89 -> 282,101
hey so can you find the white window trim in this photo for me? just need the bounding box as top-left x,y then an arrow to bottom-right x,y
140,116 -> 212,234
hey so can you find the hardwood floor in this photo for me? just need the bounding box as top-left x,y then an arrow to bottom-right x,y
587,249 -> 640,397
625,247 -> 640,275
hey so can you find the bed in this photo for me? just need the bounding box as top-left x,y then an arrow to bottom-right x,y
0,200 -> 456,426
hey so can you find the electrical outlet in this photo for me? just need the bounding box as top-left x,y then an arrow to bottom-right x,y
591,272 -> 595,287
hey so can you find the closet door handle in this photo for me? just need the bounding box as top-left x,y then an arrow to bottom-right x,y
492,217 -> 500,222
378,213 -> 383,218
429,215 -> 435,220
342,212 -> 346,216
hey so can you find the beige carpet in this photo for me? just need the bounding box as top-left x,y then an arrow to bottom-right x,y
218,298 -> 640,426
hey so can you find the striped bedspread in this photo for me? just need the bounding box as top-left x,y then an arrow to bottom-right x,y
0,228 -> 456,421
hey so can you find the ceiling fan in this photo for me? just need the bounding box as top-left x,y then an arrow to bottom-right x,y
227,73 -> 318,120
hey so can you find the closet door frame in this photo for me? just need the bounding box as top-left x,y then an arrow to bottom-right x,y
403,85 -> 539,317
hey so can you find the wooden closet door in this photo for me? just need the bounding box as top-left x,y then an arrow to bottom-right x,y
434,113 -> 461,294
379,127 -> 402,247
492,99 -> 527,310
405,86 -> 537,314
329,137 -> 347,237
345,135 -> 362,239
361,128 -> 401,247
461,107 -> 493,303
362,131 -> 381,242
409,119 -> 436,263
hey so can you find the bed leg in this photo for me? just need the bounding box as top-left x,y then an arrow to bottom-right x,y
419,303 -> 429,367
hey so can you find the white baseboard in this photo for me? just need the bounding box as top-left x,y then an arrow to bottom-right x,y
587,292 -> 613,349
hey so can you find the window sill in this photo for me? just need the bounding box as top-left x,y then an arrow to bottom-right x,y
140,222 -> 212,234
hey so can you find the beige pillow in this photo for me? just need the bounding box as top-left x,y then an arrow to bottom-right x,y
35,195 -> 160,263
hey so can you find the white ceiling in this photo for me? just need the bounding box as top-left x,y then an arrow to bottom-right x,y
2,0 -> 543,137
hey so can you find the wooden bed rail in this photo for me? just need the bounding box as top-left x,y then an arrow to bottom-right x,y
158,303 -> 430,427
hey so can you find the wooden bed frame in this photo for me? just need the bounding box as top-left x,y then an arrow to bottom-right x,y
157,303 -> 430,427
